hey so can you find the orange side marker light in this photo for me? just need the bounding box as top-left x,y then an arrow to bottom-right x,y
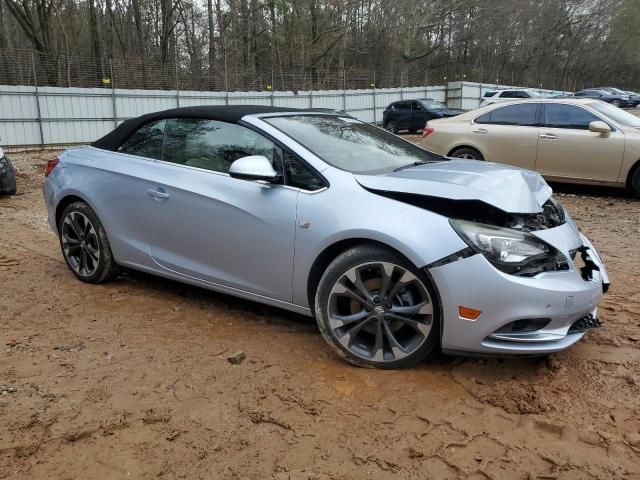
458,306 -> 482,321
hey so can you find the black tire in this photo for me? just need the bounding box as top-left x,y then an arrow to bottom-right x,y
449,147 -> 484,160
314,244 -> 440,369
385,120 -> 399,134
611,99 -> 621,108
630,165 -> 640,199
58,201 -> 120,283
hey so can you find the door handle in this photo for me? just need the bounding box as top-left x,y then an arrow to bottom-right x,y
146,187 -> 170,200
473,128 -> 488,134
539,133 -> 558,140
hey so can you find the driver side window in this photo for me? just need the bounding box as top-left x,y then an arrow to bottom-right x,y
162,118 -> 276,174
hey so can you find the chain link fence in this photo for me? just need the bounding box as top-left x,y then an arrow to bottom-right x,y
0,49 -> 446,92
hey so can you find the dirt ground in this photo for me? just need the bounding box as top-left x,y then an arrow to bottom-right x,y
1,148 -> 639,480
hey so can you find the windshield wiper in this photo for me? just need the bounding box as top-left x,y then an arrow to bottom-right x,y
393,161 -> 429,172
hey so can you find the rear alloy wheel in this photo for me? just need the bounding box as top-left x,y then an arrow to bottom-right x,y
315,245 -> 439,369
386,120 -> 399,134
450,147 -> 484,160
59,202 -> 120,283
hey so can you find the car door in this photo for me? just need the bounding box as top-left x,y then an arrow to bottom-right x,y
411,101 -> 428,130
394,102 -> 411,129
470,103 -> 540,169
138,118 -> 298,301
536,103 -> 624,182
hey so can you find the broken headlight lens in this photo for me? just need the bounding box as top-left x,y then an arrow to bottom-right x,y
450,219 -> 568,276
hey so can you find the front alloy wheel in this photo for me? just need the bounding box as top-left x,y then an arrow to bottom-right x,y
315,246 -> 439,368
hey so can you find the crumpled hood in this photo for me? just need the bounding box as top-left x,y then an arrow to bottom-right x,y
355,159 -> 552,213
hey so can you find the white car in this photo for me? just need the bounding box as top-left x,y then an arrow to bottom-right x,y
480,89 -> 542,107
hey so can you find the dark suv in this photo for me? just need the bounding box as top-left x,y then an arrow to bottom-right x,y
382,99 -> 464,134
574,89 -> 633,108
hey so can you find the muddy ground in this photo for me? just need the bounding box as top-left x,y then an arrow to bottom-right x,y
0,149 -> 639,480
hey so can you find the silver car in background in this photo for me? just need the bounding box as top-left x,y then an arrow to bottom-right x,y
43,106 -> 609,368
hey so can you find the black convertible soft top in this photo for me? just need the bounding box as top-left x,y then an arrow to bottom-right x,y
91,105 -> 301,151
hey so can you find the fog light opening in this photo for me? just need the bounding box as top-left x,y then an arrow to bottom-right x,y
493,318 -> 551,334
459,306 -> 482,321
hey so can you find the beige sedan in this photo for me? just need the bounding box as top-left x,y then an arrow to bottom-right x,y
420,98 -> 640,197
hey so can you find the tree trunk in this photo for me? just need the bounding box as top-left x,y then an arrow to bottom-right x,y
131,0 -> 148,88
207,0 -> 216,88
88,0 -> 103,85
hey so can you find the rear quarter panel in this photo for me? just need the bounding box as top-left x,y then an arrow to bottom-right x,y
51,147 -> 153,269
420,117 -> 475,157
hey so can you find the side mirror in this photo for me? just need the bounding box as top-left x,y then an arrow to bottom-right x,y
229,155 -> 279,182
589,121 -> 611,137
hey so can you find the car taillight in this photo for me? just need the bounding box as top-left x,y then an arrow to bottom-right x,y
422,127 -> 434,138
45,158 -> 59,177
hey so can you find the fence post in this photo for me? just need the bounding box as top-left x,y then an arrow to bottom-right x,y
309,73 -> 313,108
224,68 -> 229,105
372,71 -> 376,125
342,70 -> 347,112
175,55 -> 180,107
270,70 -> 275,106
31,53 -> 44,147
110,60 -> 118,128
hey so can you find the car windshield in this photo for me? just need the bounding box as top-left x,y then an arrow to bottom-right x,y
421,99 -> 446,109
590,102 -> 640,127
483,91 -> 496,97
263,115 -> 443,174
606,88 -> 626,95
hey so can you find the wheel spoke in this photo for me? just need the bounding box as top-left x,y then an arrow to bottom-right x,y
337,316 -> 375,348
387,312 -> 431,335
83,220 -> 92,239
66,244 -> 81,256
71,214 -> 84,240
377,263 -> 395,300
328,309 -> 370,330
331,282 -> 370,308
382,319 -> 408,360
79,248 -> 87,274
386,269 -> 415,301
344,267 -> 374,303
85,244 -> 100,262
62,233 -> 80,245
390,301 -> 432,316
371,319 -> 384,361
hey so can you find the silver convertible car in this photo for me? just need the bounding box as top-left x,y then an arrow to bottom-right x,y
43,106 -> 609,368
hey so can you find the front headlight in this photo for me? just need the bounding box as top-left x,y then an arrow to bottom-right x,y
450,219 -> 569,277
0,156 -> 6,175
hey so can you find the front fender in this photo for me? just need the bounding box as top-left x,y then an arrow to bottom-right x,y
290,175 -> 467,308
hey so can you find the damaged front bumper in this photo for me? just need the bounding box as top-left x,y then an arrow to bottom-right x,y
429,223 -> 608,355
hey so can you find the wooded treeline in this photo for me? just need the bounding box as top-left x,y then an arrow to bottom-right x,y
0,0 -> 639,91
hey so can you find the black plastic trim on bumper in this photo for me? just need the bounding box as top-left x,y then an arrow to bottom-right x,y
568,314 -> 602,334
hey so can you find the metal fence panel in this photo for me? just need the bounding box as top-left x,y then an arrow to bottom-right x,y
3,81 -> 575,149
